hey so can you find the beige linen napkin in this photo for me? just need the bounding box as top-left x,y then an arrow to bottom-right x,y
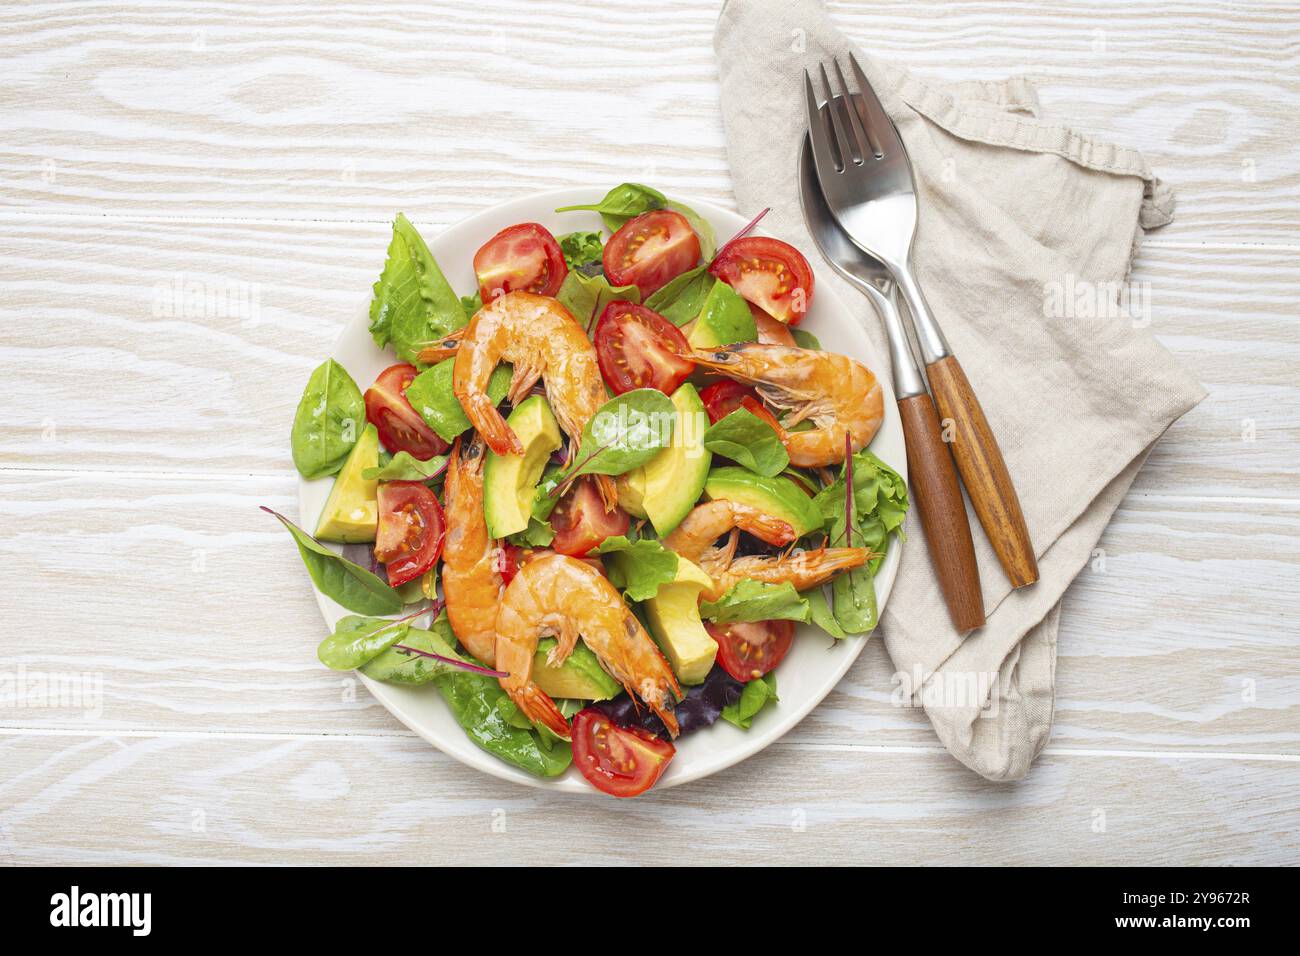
715,0 -> 1206,780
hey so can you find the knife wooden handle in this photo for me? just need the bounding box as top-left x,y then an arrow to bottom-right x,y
925,355 -> 1039,588
897,392 -> 985,633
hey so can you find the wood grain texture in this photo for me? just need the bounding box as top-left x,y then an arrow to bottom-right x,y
0,0 -> 1297,864
897,391 -> 985,631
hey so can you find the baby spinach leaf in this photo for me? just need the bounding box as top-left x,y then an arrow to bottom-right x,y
404,357 -> 512,443
644,266 -> 715,326
700,579 -> 810,624
358,614 -> 462,685
667,200 -> 717,261
290,358 -> 365,480
597,535 -> 679,601
318,615 -> 411,670
703,407 -> 790,477
721,673 -> 778,730
557,230 -> 604,271
555,270 -> 639,329
803,585 -> 850,640
563,389 -> 676,480
361,451 -> 447,482
369,213 -> 467,364
556,183 -> 668,231
262,507 -> 403,615
791,328 -> 822,350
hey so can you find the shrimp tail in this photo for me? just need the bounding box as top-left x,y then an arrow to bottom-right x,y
510,685 -> 572,741
732,507 -> 795,547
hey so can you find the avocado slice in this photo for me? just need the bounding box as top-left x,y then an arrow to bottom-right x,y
483,395 -> 562,539
615,469 -> 648,519
687,280 -> 756,349
622,382 -> 712,536
533,637 -> 621,701
704,466 -> 822,537
643,557 -> 718,685
314,423 -> 380,543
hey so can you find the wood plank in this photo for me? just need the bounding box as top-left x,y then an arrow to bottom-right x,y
2,472 -> 1296,755
0,730 -> 1294,865
0,218 -> 1293,498
0,1 -> 1295,244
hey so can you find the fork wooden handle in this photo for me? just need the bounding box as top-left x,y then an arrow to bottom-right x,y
897,392 -> 985,633
925,355 -> 1039,588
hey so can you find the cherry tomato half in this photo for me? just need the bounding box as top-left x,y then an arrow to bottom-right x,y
603,209 -> 701,297
473,222 -> 568,302
698,380 -> 784,436
594,301 -> 695,396
710,236 -> 815,325
571,707 -> 675,797
375,481 -> 446,587
364,364 -> 448,459
550,477 -> 629,556
495,541 -> 523,586
706,620 -> 795,682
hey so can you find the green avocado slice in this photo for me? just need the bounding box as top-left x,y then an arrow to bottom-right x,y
686,280 -> 756,349
532,638 -> 621,701
482,395 -> 562,539
704,466 -> 822,537
314,423 -> 380,543
622,382 -> 712,537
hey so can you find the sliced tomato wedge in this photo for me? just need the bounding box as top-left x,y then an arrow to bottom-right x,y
705,620 -> 795,682
709,236 -> 815,325
603,209 -> 701,297
374,481 -> 446,587
593,301 -> 695,395
571,707 -> 675,797
364,363 -> 448,459
495,541 -> 523,585
473,222 -> 568,302
550,477 -> 630,556
698,380 -> 784,435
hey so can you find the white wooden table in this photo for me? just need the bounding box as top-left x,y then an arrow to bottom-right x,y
1,0 -> 1296,866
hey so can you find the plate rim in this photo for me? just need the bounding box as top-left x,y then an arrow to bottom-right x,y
299,187 -> 906,794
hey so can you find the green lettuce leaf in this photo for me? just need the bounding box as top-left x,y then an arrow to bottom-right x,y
596,535 -> 679,601
404,357 -> 512,443
555,270 -> 639,328
703,407 -> 789,477
558,230 -> 604,271
369,213 -> 467,363
644,266 -> 714,326
699,579 -> 810,624
361,451 -> 447,482
721,673 -> 778,729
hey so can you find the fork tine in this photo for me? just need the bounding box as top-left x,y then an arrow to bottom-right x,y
818,62 -> 853,170
802,68 -> 842,175
832,58 -> 872,161
847,51 -> 897,158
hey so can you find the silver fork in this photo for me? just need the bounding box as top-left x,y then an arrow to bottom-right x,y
803,53 -> 1038,589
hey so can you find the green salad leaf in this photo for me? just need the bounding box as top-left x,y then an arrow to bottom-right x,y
404,357 -> 512,443
460,291 -> 483,317
667,200 -> 717,261
703,407 -> 789,477
700,579 -> 810,624
263,508 -> 403,616
644,266 -> 714,326
791,328 -> 822,350
803,585 -> 850,640
318,614 -> 411,670
562,388 -> 676,480
556,183 -> 668,231
290,359 -> 365,480
558,230 -> 604,272
597,535 -> 680,601
361,451 -> 447,482
811,449 -> 910,634
721,673 -> 778,729
555,270 -> 639,328
369,213 -> 467,363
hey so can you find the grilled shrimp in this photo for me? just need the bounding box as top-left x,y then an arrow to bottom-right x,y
441,435 -> 508,666
705,547 -> 872,603
662,499 -> 796,565
496,553 -> 681,740
692,343 -> 884,467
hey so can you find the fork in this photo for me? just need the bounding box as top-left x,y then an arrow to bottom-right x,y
803,53 -> 1039,589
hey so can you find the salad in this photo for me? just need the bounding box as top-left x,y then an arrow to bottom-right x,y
273,183 -> 908,797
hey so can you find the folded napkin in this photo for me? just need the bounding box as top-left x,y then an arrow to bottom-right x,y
715,0 -> 1206,780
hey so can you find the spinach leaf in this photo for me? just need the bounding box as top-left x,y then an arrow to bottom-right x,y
703,407 -> 789,477
404,357 -> 512,443
557,230 -> 604,271
666,200 -> 717,261
358,614 -> 461,685
699,579 -> 810,624
369,213 -> 467,364
596,535 -> 679,601
290,359 -> 365,479
318,615 -> 410,670
721,673 -> 778,729
791,328 -> 822,350
263,508 -> 403,615
555,270 -> 639,329
361,451 -> 447,482
644,266 -> 714,326
556,183 -> 668,231
563,388 -> 675,480
803,585 -> 850,640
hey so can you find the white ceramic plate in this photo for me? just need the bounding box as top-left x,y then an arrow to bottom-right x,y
298,188 -> 906,793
